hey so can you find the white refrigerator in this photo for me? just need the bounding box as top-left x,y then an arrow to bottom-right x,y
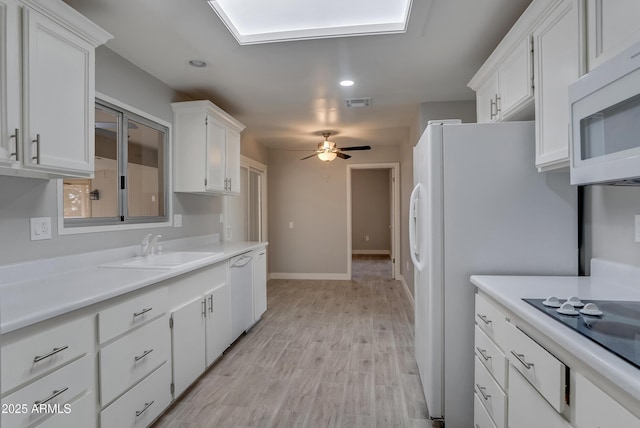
409,121 -> 578,427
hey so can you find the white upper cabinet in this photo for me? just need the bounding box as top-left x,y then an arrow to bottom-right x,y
172,100 -> 245,195
533,0 -> 584,171
586,0 -> 640,71
468,1 -> 552,123
0,0 -> 111,179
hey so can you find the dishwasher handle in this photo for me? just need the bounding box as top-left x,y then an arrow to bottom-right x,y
231,254 -> 252,268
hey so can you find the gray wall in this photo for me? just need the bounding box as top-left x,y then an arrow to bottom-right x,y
268,145 -> 403,275
0,47 -> 223,264
351,169 -> 391,252
419,100 -> 478,134
585,185 -> 640,267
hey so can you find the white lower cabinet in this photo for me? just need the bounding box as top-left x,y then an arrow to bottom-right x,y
99,316 -> 170,406
574,373 -> 640,428
508,365 -> 571,428
252,248 -> 267,323
474,392 -> 498,428
474,357 -> 507,428
36,391 -> 95,428
170,296 -> 206,398
100,363 -> 171,428
1,355 -> 93,428
205,283 -> 232,367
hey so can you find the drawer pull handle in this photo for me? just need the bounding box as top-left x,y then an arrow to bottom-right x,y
477,314 -> 492,325
133,308 -> 153,318
32,134 -> 40,164
34,387 -> 68,406
34,346 -> 69,363
209,294 -> 213,313
476,384 -> 491,400
135,400 -> 155,417
476,347 -> 491,361
134,349 -> 154,361
511,351 -> 534,369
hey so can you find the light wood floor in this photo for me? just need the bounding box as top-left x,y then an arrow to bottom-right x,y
152,264 -> 430,428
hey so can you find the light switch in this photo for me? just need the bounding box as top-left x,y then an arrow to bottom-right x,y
174,214 -> 182,227
289,221 -> 294,229
635,215 -> 640,243
30,217 -> 51,241
365,235 -> 370,241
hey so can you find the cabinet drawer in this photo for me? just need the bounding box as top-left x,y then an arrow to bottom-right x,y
474,356 -> 507,428
505,322 -> 566,413
100,362 -> 171,428
475,326 -> 507,389
574,373 -> 640,428
1,316 -> 93,394
36,391 -> 95,428
1,356 -> 92,428
475,293 -> 508,347
508,365 -> 571,428
474,392 -> 498,428
98,286 -> 168,344
99,316 -> 170,406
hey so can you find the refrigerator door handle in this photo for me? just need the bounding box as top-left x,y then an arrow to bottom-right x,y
409,183 -> 424,272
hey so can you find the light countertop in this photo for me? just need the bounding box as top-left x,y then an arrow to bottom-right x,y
471,259 -> 640,404
0,236 -> 267,334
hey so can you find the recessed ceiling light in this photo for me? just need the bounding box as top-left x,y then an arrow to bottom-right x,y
340,80 -> 355,87
188,59 -> 208,68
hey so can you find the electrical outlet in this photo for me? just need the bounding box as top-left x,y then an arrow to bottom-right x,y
635,215 -> 640,243
365,235 -> 370,241
30,217 -> 51,241
173,214 -> 182,227
289,221 -> 294,229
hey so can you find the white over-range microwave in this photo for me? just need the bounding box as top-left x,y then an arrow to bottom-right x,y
569,39 -> 640,185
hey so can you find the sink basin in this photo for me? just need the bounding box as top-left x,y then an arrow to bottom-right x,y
99,252 -> 222,270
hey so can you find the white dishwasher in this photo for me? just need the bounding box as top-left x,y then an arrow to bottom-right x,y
229,252 -> 254,341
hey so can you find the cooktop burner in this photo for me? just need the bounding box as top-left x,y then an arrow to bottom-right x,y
523,298 -> 640,369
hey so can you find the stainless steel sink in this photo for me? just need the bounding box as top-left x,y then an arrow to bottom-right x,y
99,251 -> 222,270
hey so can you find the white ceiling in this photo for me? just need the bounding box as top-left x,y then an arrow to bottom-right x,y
64,0 -> 532,151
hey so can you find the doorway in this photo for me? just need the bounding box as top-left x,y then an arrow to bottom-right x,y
346,163 -> 400,280
224,156 -> 267,242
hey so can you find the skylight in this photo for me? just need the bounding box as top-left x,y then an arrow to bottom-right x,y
207,0 -> 413,45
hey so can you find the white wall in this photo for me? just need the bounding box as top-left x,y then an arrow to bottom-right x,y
0,47 -> 223,264
351,169 -> 391,253
586,185 -> 640,267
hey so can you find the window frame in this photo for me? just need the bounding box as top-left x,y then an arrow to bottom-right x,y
57,93 -> 173,235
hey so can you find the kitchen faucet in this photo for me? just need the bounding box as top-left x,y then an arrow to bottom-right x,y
140,234 -> 162,256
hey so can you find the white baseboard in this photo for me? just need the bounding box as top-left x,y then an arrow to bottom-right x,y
269,272 -> 350,280
351,250 -> 391,255
399,275 -> 415,306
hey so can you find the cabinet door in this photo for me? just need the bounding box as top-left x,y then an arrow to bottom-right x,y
170,297 -> 206,398
498,36 -> 534,119
205,283 -> 232,366
508,365 -> 571,428
574,373 -> 640,428
533,0 -> 583,171
0,0 -> 20,168
225,127 -> 241,194
476,76 -> 498,123
252,249 -> 267,322
23,8 -> 95,176
587,0 -> 640,70
205,114 -> 226,193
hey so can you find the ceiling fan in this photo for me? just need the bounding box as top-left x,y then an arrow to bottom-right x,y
300,132 -> 371,161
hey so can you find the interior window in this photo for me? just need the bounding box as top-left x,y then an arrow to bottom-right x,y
62,100 -> 168,227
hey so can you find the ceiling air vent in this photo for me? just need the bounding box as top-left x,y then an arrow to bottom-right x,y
345,98 -> 371,108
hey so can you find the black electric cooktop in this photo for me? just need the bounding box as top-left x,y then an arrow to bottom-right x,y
523,298 -> 640,369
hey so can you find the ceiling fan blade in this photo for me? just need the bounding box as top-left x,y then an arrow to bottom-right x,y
336,152 -> 351,159
300,153 -> 318,160
339,145 -> 371,151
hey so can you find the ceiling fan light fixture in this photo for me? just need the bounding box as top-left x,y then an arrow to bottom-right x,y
318,151 -> 337,162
